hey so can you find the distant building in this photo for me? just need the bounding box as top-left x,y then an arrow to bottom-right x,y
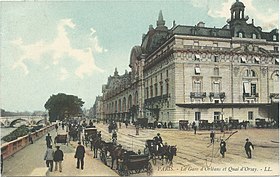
92,96 -> 104,122
99,0 -> 279,127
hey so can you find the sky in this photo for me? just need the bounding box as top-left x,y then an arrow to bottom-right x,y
0,0 -> 279,112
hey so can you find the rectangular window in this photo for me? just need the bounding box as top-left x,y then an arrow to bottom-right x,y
150,86 -> 153,98
146,88 -> 149,99
214,112 -> 220,122
166,83 -> 169,95
251,83 -> 256,96
195,112 -> 201,121
160,84 -> 163,96
154,84 -> 158,96
213,82 -> 220,93
195,67 -> 201,75
194,81 -> 201,93
248,111 -> 253,120
166,70 -> 169,77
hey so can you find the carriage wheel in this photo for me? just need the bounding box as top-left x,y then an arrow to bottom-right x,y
147,162 -> 153,176
123,166 -> 130,176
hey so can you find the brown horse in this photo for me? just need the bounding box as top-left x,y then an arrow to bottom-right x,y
109,145 -> 125,170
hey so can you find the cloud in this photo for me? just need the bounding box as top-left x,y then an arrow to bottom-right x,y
59,67 -> 69,80
11,19 -> 105,79
190,0 -> 278,30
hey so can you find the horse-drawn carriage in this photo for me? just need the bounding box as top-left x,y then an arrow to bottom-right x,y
84,127 -> 97,146
55,133 -> 68,145
118,154 -> 153,176
145,139 -> 177,165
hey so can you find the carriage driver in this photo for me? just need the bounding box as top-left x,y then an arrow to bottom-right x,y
154,133 -> 163,151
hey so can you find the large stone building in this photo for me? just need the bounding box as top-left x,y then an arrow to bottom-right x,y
96,0 -> 279,127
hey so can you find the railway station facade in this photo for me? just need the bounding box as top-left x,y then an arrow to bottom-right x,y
95,0 -> 279,128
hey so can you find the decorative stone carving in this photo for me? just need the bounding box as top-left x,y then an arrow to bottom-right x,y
234,66 -> 240,76
261,67 -> 267,77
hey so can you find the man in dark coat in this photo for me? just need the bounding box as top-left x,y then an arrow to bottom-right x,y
75,142 -> 85,169
244,138 -> 254,158
210,130 -> 215,144
220,139 -> 226,158
54,146 -> 64,172
46,133 -> 52,147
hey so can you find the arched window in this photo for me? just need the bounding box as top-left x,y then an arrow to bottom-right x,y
244,69 -> 256,77
272,72 -> 279,93
238,32 -> 243,38
252,33 -> 257,39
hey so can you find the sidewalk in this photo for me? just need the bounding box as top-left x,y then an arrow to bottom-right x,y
2,125 -> 118,176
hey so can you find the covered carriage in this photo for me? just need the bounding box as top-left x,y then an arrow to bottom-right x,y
118,154 -> 152,176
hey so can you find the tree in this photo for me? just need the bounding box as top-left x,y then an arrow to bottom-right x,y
44,93 -> 84,122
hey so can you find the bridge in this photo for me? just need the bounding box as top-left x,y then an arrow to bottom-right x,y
0,116 -> 47,127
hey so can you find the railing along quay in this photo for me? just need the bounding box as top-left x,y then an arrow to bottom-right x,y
1,124 -> 55,160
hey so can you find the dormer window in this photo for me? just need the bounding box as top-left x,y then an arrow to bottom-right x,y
241,56 -> 247,63
214,55 -> 219,62
273,35 -> 277,41
195,54 -> 201,61
254,57 -> 260,64
252,33 -> 257,39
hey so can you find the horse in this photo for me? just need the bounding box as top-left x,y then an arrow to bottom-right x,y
92,136 -> 102,158
166,145 -> 177,165
108,144 -> 125,170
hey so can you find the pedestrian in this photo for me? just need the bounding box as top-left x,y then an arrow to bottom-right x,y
54,146 -> 64,172
220,139 -> 226,158
75,142 -> 85,170
55,124 -> 58,132
137,150 -> 141,155
210,130 -> 215,143
125,121 -> 128,128
28,132 -> 33,144
44,145 -> 54,172
192,122 -> 197,134
244,138 -> 254,158
62,122 -> 65,130
136,124 -> 140,135
119,121 -> 121,129
46,133 -> 52,147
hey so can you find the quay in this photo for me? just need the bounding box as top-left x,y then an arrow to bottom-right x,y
1,125 -> 118,176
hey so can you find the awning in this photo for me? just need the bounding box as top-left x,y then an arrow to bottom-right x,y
195,54 -> 200,59
241,56 -> 247,63
195,67 -> 201,74
254,57 -> 260,62
243,82 -> 250,94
